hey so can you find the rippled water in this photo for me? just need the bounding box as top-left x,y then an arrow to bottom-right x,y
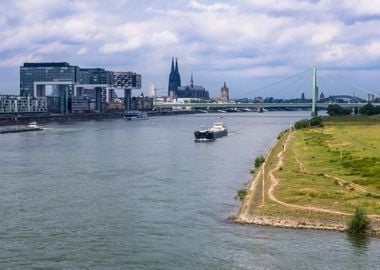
0,112 -> 379,269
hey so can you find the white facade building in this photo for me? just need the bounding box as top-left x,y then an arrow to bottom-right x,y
0,95 -> 47,113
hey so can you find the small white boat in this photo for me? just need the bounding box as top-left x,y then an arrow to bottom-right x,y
123,110 -> 148,120
0,122 -> 43,134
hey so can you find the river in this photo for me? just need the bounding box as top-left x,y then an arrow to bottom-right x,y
0,112 -> 379,269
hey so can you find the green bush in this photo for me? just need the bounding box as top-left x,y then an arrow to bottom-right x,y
235,188 -> 247,201
327,104 -> 352,116
309,116 -> 324,127
359,103 -> 380,115
277,129 -> 288,139
294,119 -> 310,129
294,117 -> 324,129
347,207 -> 370,234
255,155 -> 265,168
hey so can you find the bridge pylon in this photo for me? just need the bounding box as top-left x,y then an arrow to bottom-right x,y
311,66 -> 317,116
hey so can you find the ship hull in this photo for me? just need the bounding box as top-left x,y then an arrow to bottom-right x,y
0,127 -> 43,134
194,129 -> 228,141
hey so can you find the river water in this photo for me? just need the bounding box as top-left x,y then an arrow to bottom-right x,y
0,112 -> 379,269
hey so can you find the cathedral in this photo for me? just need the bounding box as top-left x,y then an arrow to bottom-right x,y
167,58 -> 209,100
168,58 -> 181,97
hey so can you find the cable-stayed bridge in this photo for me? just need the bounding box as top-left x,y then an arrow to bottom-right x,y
154,67 -> 380,112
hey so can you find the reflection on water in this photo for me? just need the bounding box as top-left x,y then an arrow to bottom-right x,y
347,234 -> 370,255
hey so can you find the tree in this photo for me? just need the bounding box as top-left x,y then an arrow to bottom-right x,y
359,103 -> 380,115
327,104 -> 351,116
255,155 -> 265,168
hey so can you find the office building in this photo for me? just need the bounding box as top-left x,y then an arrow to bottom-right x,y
70,96 -> 90,114
132,93 -> 154,111
113,72 -> 141,89
20,62 -> 80,97
79,68 -> 114,85
19,62 -> 141,113
0,95 -> 47,113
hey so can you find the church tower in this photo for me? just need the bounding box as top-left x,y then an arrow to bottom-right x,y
168,58 -> 175,96
168,58 -> 181,98
220,82 -> 229,101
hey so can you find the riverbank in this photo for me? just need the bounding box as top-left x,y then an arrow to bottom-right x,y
234,115 -> 380,236
0,110 -> 204,126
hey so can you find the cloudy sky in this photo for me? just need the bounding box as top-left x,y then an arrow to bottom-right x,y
0,0 -> 380,99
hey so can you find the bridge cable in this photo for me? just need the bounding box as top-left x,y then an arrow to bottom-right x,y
237,68 -> 311,98
263,71 -> 311,98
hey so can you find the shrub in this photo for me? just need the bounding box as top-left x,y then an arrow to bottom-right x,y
277,128 -> 289,139
255,155 -> 265,168
359,103 -> 380,115
347,207 -> 370,234
294,119 -> 310,129
309,116 -> 324,127
327,104 -> 352,116
235,188 -> 247,201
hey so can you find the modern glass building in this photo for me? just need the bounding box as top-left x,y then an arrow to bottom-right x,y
20,62 -> 80,97
79,68 -> 114,85
19,62 -> 141,113
113,72 -> 141,89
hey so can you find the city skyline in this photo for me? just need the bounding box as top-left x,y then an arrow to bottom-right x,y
0,0 -> 380,99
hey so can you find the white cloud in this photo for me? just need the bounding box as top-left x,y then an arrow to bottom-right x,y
342,0 -> 380,16
77,47 -> 88,55
0,54 -> 41,68
100,36 -> 143,53
151,31 -> 178,45
187,0 -> 237,11
0,0 -> 380,97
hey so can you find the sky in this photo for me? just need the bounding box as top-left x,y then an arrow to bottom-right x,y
0,0 -> 380,99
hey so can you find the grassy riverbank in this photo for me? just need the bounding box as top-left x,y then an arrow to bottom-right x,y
236,115 -> 380,234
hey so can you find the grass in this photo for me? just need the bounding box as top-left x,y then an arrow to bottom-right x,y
256,114 -> 380,219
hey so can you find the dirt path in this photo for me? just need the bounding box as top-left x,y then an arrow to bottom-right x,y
267,131 -> 380,219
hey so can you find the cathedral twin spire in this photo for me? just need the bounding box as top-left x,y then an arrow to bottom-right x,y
168,57 -> 181,96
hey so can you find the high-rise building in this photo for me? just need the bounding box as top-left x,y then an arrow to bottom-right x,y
220,82 -> 229,101
168,58 -> 181,97
20,62 -> 141,113
20,62 -> 80,97
113,72 -> 141,89
79,68 -> 114,85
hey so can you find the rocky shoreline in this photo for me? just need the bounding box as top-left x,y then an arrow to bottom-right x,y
230,215 -> 346,232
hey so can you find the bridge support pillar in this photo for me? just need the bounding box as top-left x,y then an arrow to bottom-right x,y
124,88 -> 131,111
95,87 -> 103,113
